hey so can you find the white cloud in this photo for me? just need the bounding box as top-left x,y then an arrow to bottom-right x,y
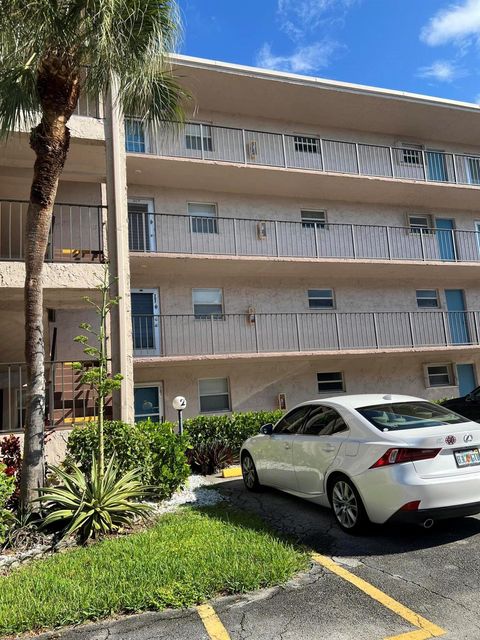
278,0 -> 356,40
417,60 -> 467,82
421,0 -> 480,46
256,41 -> 339,73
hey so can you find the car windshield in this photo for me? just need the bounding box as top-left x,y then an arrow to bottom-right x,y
357,401 -> 468,431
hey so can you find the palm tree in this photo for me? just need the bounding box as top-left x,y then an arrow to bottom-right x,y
0,0 -> 188,507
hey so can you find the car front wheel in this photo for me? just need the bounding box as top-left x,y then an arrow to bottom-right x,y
330,476 -> 369,534
241,452 -> 261,492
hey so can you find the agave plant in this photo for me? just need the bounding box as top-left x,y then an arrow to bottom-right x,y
37,456 -> 152,543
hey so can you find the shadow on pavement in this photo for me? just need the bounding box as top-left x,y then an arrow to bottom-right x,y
201,477 -> 480,558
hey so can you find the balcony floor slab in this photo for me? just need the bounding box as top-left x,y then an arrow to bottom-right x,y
130,252 -> 480,283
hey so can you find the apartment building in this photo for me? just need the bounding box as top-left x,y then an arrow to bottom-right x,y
2,55 -> 480,451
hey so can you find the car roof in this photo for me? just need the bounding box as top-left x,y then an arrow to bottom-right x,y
297,394 -> 425,411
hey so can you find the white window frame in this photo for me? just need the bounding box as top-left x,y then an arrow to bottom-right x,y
192,288 -> 224,319
400,143 -> 424,166
317,372 -> 345,394
185,122 -> 213,153
407,213 -> 433,235
424,363 -> 455,388
187,202 -> 218,234
308,289 -> 335,310
416,289 -> 440,309
128,198 -> 156,252
125,118 -> 149,154
294,135 -> 321,154
134,383 -> 164,423
131,288 -> 161,356
301,209 -> 327,229
198,377 -> 231,414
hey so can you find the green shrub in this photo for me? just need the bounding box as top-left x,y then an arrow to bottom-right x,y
66,420 -> 189,500
184,410 -> 283,474
138,420 -> 190,500
0,464 -> 15,544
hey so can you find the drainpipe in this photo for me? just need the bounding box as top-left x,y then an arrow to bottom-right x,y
103,76 -> 134,424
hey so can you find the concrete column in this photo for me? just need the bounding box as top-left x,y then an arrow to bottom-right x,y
103,77 -> 134,424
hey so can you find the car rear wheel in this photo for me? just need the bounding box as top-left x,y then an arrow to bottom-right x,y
330,476 -> 369,534
241,452 -> 261,492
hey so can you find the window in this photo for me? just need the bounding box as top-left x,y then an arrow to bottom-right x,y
273,405 -> 311,434
185,123 -> 213,152
308,289 -> 334,309
294,136 -> 320,154
426,364 -> 454,387
416,290 -> 439,308
134,385 -> 163,423
125,119 -> 146,153
401,144 -> 423,165
188,202 -> 218,234
467,157 -> 480,185
317,372 -> 345,393
199,378 -> 230,412
192,288 -> 223,319
357,400 -> 466,431
301,210 -> 327,229
300,406 -> 349,436
408,214 -> 432,234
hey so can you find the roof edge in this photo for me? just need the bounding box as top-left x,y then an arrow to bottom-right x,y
170,53 -> 480,113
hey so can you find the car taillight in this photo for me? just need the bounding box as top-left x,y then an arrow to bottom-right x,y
370,447 -> 441,468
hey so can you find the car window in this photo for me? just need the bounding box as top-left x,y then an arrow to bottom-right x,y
357,401 -> 467,431
273,406 -> 311,435
300,407 -> 349,436
469,387 -> 480,400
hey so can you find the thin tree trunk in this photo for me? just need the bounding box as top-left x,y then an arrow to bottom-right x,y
20,57 -> 79,508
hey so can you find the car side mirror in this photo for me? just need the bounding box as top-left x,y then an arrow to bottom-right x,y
260,423 -> 273,435
466,393 -> 473,402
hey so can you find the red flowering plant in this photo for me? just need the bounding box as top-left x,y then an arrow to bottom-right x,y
0,436 -> 22,510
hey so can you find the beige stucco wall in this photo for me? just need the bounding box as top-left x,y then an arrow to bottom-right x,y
134,351 -> 480,422
127,186 -> 480,235
0,429 -> 70,466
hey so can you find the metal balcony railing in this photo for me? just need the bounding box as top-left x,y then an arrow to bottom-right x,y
125,119 -> 480,187
128,212 -> 480,263
132,311 -> 480,358
0,200 -> 105,262
0,360 -> 112,433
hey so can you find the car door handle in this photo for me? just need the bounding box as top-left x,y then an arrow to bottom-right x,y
284,443 -> 290,449
322,445 -> 336,452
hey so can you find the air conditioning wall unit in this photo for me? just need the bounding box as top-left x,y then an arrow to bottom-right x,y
257,221 -> 267,240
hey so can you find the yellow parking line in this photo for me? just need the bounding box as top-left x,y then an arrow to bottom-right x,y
197,604 -> 231,640
311,553 -> 445,640
385,629 -> 433,640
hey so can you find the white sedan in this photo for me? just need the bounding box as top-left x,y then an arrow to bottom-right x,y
240,394 -> 480,534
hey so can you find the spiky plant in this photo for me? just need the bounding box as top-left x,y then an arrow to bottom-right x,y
0,1 -> 189,507
37,456 -> 153,543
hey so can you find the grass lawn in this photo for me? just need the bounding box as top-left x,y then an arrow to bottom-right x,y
0,506 -> 308,637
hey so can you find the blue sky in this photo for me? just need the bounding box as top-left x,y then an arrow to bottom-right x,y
177,0 -> 480,104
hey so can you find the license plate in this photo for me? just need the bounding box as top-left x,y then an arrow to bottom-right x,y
454,448 -> 480,468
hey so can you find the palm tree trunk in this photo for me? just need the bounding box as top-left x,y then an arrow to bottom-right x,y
20,56 -> 80,508
20,119 -> 71,507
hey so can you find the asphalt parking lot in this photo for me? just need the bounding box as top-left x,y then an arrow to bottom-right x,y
44,477 -> 480,640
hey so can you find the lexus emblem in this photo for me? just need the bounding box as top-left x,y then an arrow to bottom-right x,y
464,434 -> 474,443
445,435 -> 456,445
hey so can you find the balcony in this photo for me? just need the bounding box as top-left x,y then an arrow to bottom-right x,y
0,360 -> 112,433
128,212 -> 480,265
132,311 -> 480,360
0,200 -> 104,263
125,120 -> 480,188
